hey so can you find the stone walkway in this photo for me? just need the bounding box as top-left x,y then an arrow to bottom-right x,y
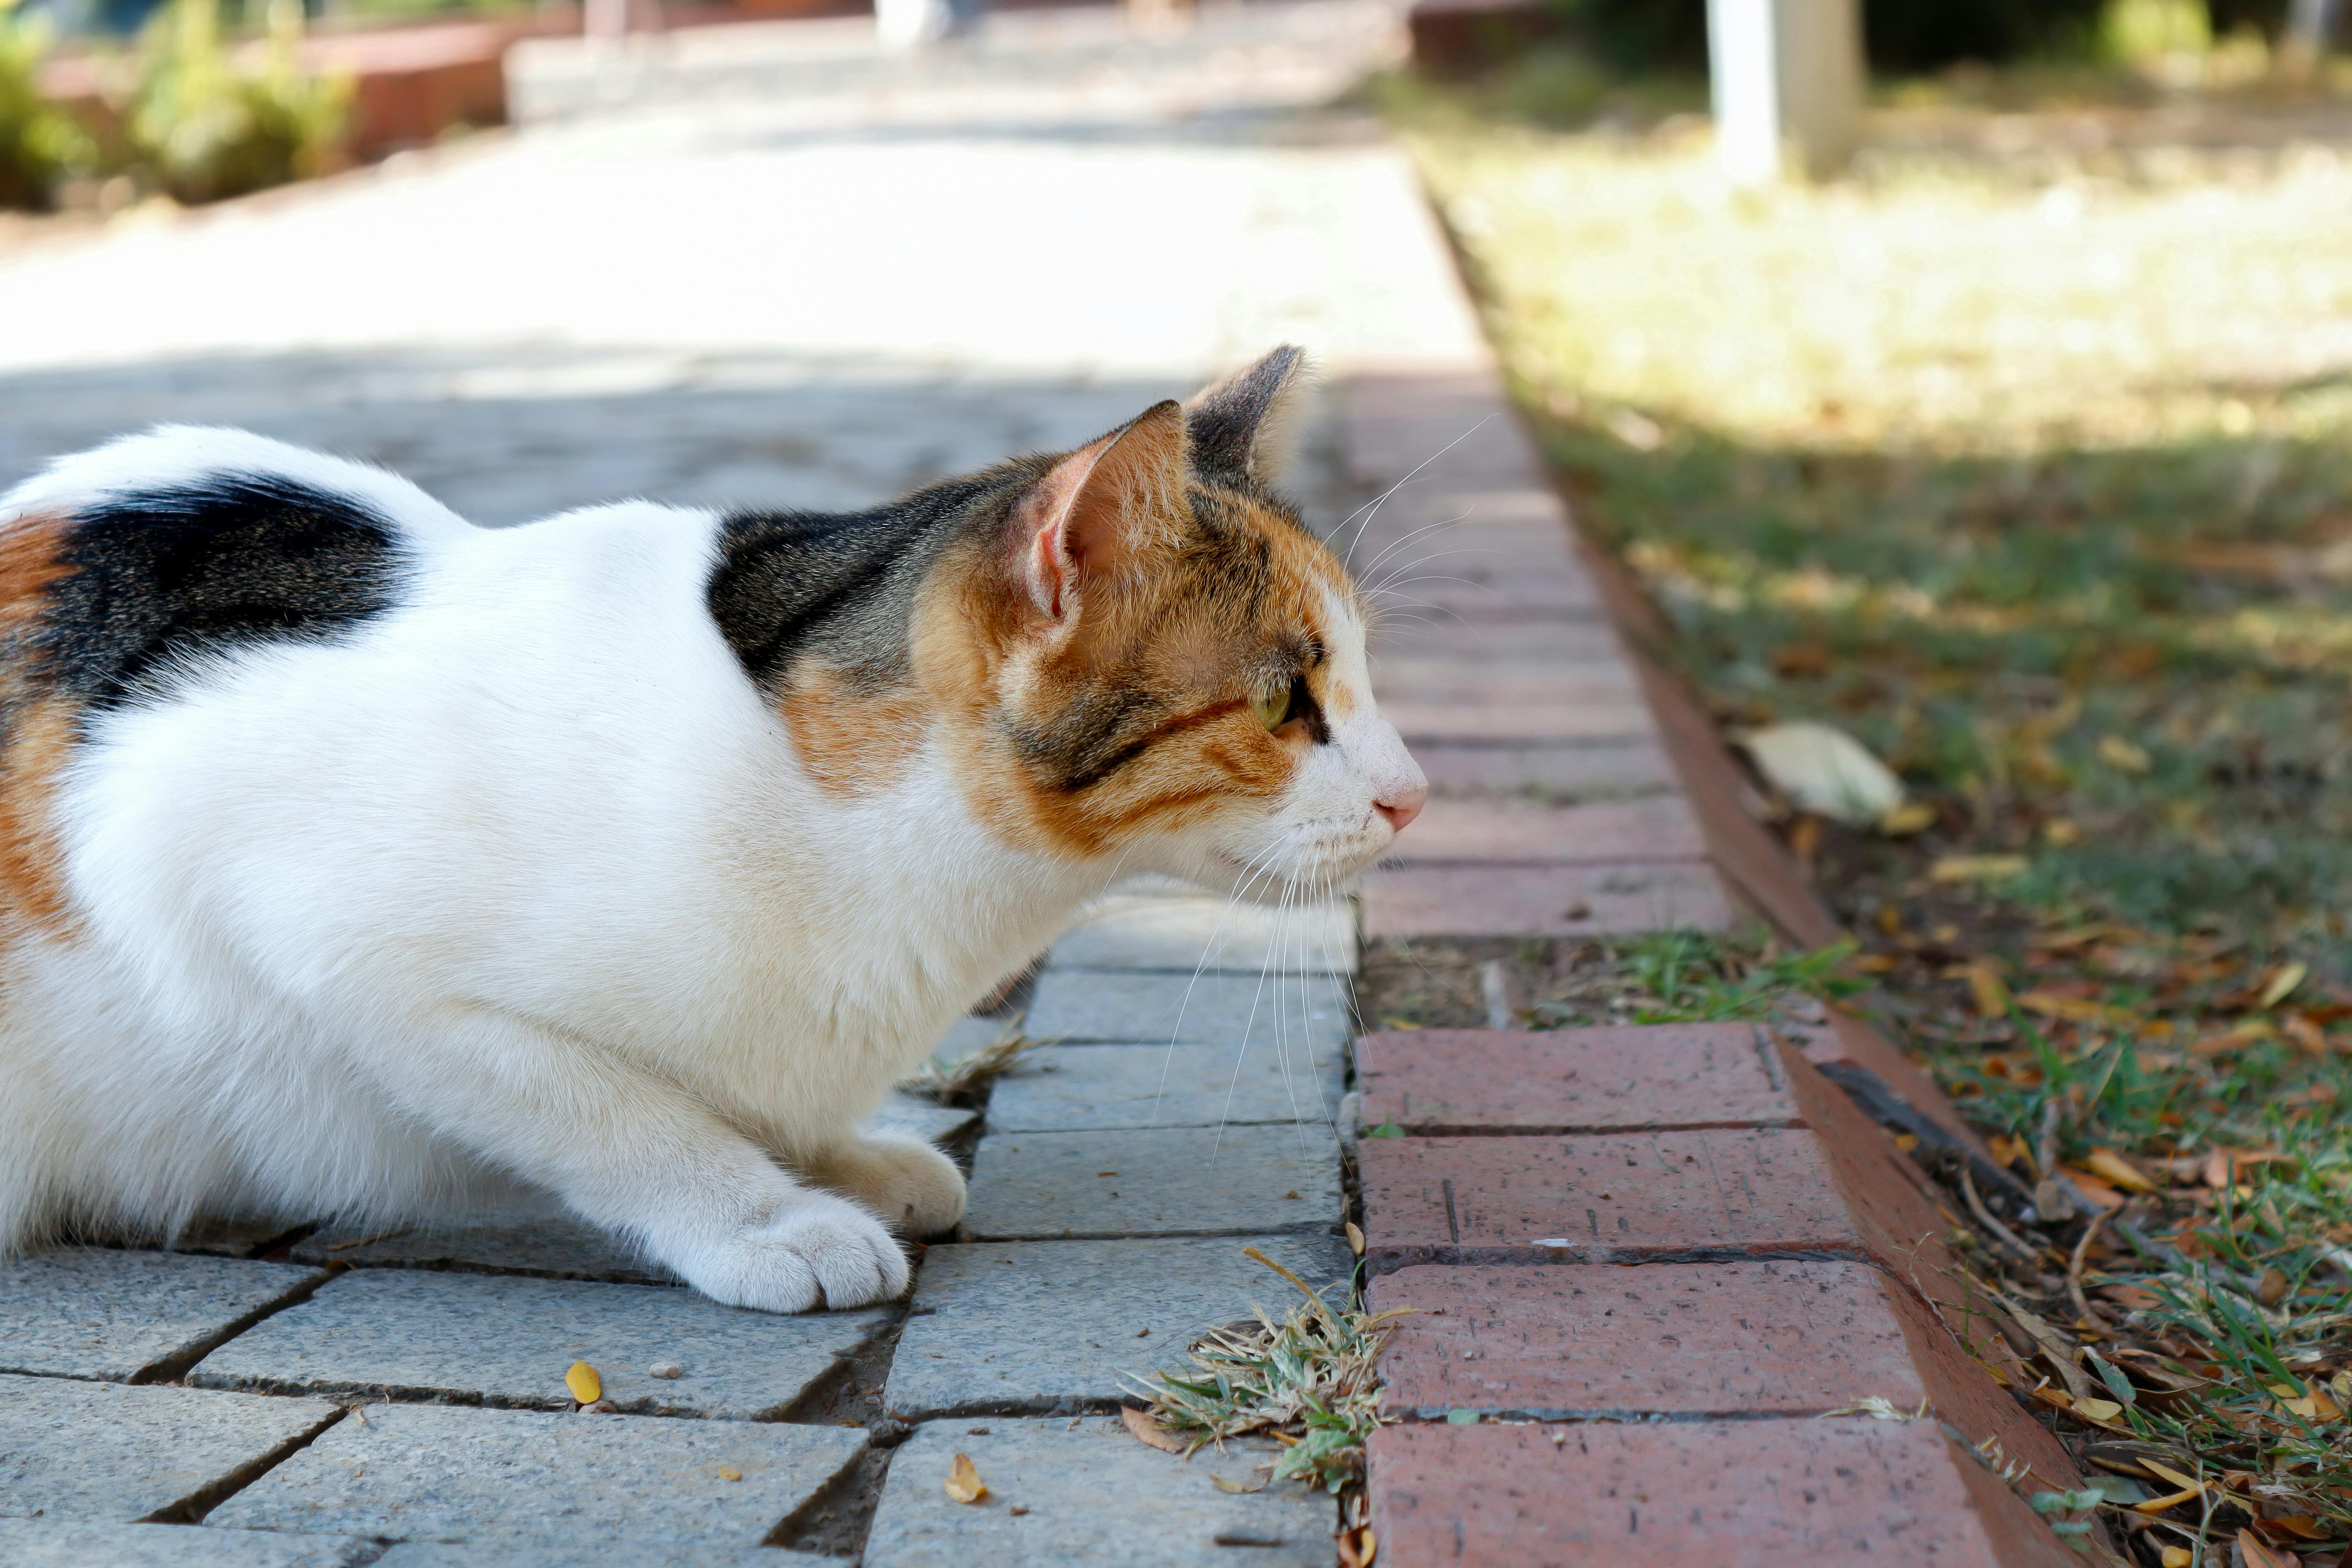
0,5 -> 2087,1563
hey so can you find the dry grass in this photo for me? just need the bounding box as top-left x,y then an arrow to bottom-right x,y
896,1025 -> 1039,1107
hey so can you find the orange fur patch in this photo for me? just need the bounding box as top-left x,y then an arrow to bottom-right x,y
0,514 -> 79,932
779,663 -> 928,799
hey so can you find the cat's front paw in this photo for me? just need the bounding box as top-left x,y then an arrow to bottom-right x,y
816,1135 -> 967,1238
676,1194 -> 910,1313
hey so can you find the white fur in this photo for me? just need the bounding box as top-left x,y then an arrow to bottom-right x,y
0,426 -> 1424,1312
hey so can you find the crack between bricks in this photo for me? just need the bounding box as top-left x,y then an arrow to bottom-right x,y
127,1266 -> 344,1387
136,1403 -> 348,1525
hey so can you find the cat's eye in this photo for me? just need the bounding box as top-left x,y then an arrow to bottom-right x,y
1253,682 -> 1293,731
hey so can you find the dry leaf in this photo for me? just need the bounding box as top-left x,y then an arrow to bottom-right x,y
1877,800 -> 1936,836
1966,963 -> 2011,1019
564,1361 -> 601,1405
2096,735 -> 2151,773
2158,1547 -> 2191,1568
716,1466 -> 741,1483
2259,960 -> 2309,1010
944,1452 -> 987,1504
2080,1147 -> 2160,1194
1345,1221 -> 1365,1256
1211,1472 -> 1270,1494
2060,1167 -> 2127,1210
1931,854 -> 2028,885
2073,1397 -> 2124,1422
2238,1528 -> 2296,1568
1121,1405 -> 1185,1455
1733,721 -> 1907,825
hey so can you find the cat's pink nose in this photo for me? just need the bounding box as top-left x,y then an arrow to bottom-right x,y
1375,785 -> 1426,834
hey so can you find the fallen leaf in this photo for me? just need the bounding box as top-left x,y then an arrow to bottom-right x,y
2256,1266 -> 2290,1307
717,1467 -> 741,1483
2074,1397 -> 2124,1422
564,1361 -> 601,1405
2097,735 -> 2151,773
2191,1020 -> 2275,1058
1966,963 -> 2012,1019
2017,991 -> 2143,1029
1120,1405 -> 1185,1455
1733,722 -> 1907,825
2081,1148 -> 2160,1194
2259,961 -> 2309,1010
2159,1547 -> 2191,1568
2136,1486 -> 2203,1517
945,1452 -> 987,1504
2267,1515 -> 2328,1541
1931,854 -> 2028,885
2060,1167 -> 2126,1210
2238,1528 -> 2296,1568
2282,1014 -> 2328,1057
1878,800 -> 1936,836
1211,1473 -> 1270,1494
1346,1221 -> 1365,1256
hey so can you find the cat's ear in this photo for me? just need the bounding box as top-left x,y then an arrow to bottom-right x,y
1015,399 -> 1188,622
1185,344 -> 1309,490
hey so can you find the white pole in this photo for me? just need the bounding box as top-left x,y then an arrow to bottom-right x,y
1708,0 -> 1863,183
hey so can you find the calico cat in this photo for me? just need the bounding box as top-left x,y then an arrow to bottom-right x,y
0,347 -> 1425,1312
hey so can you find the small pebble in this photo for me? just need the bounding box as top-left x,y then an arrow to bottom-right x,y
580,1399 -> 619,1414
717,1467 -> 742,1483
1009,1505 -> 1030,1516
650,1362 -> 684,1379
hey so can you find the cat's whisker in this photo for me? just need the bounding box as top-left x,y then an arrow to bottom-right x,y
1348,511 -> 1476,585
1332,417 -> 1495,573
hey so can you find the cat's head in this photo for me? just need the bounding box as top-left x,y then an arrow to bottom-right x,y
940,347 -> 1426,902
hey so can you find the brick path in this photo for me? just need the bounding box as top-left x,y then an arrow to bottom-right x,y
0,6 -> 2087,1563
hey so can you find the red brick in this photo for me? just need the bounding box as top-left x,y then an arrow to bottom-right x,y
1370,617 -> 1626,662
1878,1259 -> 2088,1496
1367,1261 -> 1923,1419
1362,863 -> 1733,939
1371,657 -> 1641,704
1354,1132 -> 1862,1270
1411,740 -> 1678,802
1354,1025 -> 1790,1135
1619,641 -> 1845,949
1367,1420 -> 2081,1567
1343,374 -> 1546,493
1392,795 -> 1707,866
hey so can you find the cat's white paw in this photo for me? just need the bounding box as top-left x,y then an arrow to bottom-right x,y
677,1195 -> 910,1313
819,1135 -> 967,1237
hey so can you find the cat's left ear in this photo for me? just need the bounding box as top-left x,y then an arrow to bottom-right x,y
1185,344 -> 1309,490
1014,399 -> 1189,623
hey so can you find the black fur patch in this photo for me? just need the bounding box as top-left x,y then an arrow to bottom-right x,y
709,468 -> 1024,691
44,475 -> 406,711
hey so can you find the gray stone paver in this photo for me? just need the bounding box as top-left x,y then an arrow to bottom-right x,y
961,1126 -> 1344,1241
985,1041 -> 1343,1132
375,1544 -> 832,1566
0,1249 -> 327,1382
864,1418 -> 1334,1568
0,1519 -> 378,1567
290,1200 -> 673,1284
884,1235 -> 1351,1422
188,1269 -> 891,1420
1043,894 -> 1355,975
1022,970 -> 1350,1049
207,1402 -> 866,1548
0,1374 -> 341,1524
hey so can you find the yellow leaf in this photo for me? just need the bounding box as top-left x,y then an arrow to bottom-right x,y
2097,735 -> 2151,773
1966,963 -> 2011,1019
2074,1397 -> 2123,1422
945,1452 -> 987,1504
2259,960 -> 2309,1010
1877,800 -> 1936,836
1120,1405 -> 1185,1454
2239,1528 -> 2297,1568
2142,1461 -> 2203,1493
2081,1147 -> 2159,1194
717,1466 -> 741,1483
2159,1548 -> 2191,1568
1931,854 -> 2028,885
2135,1485 -> 2203,1516
1346,1221 -> 1365,1256
564,1361 -> 601,1405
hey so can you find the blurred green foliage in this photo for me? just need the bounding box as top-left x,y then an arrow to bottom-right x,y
127,0 -> 347,205
0,0 -> 94,208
